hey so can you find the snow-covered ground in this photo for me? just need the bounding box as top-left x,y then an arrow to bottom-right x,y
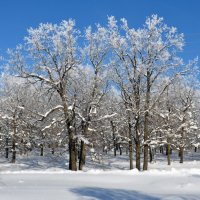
0,151 -> 200,200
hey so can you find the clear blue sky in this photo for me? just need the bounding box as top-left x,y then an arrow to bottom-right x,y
0,0 -> 200,61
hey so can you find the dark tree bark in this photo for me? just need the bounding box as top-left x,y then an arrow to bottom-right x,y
79,140 -> 86,170
149,147 -> 153,163
52,148 -> 55,155
40,144 -> 44,156
5,137 -> 9,159
179,121 -> 185,164
167,143 -> 171,165
128,116 -> 133,170
11,119 -> 17,163
69,137 -> 77,170
129,140 -> 133,170
143,70 -> 151,171
61,92 -> 77,171
78,118 -> 90,170
111,121 -> 117,157
134,113 -> 141,170
179,147 -> 184,163
134,61 -> 141,171
160,146 -> 164,154
11,141 -> 16,163
136,142 -> 141,170
119,144 -> 122,155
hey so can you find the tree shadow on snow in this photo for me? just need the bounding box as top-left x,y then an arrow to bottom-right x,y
71,187 -> 159,200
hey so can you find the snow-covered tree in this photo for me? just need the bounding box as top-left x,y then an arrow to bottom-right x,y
7,20 -> 81,170
2,15 -> 199,171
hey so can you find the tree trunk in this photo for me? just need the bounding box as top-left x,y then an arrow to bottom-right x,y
119,145 -> 122,155
5,137 -> 9,159
134,71 -> 141,171
69,137 -> 77,170
11,140 -> 16,163
136,142 -> 141,171
128,116 -> 133,170
179,118 -> 185,164
165,146 -> 168,155
79,140 -> 86,170
167,143 -> 171,165
52,148 -> 55,155
61,92 -> 77,171
143,70 -> 151,171
149,147 -> 153,163
160,146 -> 163,154
195,147 -> 197,152
79,119 -> 90,170
40,144 -> 44,156
111,121 -> 117,157
114,143 -> 117,157
11,120 -> 17,163
134,114 -> 141,171
179,147 -> 184,163
143,128 -> 149,170
129,140 -> 133,170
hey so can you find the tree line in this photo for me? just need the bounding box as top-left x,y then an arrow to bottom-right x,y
0,15 -> 199,171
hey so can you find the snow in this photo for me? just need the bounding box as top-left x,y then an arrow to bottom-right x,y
88,127 -> 96,132
0,168 -> 200,200
77,135 -> 90,144
90,148 -> 95,153
68,105 -> 73,110
1,152 -> 200,199
17,106 -> 25,110
41,119 -> 57,132
77,112 -> 86,122
38,105 -> 63,120
0,114 -> 13,120
90,107 -> 97,114
96,113 -> 117,121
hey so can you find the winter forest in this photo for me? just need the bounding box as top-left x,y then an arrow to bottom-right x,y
0,14 -> 199,174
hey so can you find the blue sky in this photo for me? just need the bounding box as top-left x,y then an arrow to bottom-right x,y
0,0 -> 200,61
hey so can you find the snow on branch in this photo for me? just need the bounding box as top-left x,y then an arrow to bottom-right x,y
76,135 -> 90,144
41,119 -> 57,132
0,114 -> 13,120
77,112 -> 86,122
38,105 -> 63,121
95,113 -> 117,121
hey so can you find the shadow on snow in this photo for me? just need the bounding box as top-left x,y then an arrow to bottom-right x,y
71,187 -> 159,200
71,187 -> 200,200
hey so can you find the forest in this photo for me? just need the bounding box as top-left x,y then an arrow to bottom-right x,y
0,15 -> 199,172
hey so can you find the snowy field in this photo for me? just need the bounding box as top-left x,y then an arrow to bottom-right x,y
1,152 -> 200,200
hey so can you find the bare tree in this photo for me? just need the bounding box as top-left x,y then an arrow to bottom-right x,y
8,20 -> 80,170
